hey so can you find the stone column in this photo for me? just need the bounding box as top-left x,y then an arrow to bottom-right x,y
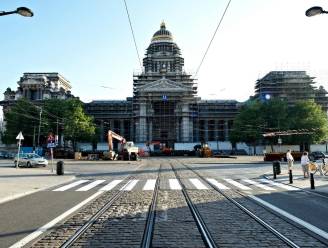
110,120 -> 114,130
130,120 -> 134,142
194,120 -> 199,143
120,120 -> 124,137
181,104 -> 190,142
100,120 -> 104,142
176,118 -> 180,141
214,120 -> 219,141
137,103 -> 147,142
27,88 -> 31,100
224,120 -> 229,141
148,120 -> 152,142
204,119 -> 209,142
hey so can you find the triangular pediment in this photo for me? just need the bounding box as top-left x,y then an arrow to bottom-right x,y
139,78 -> 189,92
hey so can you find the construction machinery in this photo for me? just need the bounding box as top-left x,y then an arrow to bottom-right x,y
193,143 -> 212,157
104,130 -> 139,160
199,143 -> 213,158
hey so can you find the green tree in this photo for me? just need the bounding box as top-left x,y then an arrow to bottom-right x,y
229,101 -> 264,153
2,98 -> 96,150
2,98 -> 39,145
287,100 -> 328,146
260,99 -> 289,149
230,99 -> 328,151
61,99 -> 96,150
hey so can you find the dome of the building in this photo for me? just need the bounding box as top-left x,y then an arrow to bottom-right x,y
151,21 -> 173,42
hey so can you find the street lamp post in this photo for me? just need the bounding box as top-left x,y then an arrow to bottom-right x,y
0,7 -> 33,17
306,6 -> 328,17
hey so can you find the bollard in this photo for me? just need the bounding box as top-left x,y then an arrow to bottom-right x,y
310,173 -> 315,189
56,161 -> 64,175
272,161 -> 281,179
289,169 -> 293,184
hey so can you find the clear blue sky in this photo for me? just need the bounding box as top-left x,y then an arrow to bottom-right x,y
1,0 -> 328,106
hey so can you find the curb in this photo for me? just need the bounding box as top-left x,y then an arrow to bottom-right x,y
0,174 -> 76,205
262,174 -> 328,199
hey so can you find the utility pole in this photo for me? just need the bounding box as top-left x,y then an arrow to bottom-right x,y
33,126 -> 36,151
37,107 -> 42,147
56,118 -> 59,146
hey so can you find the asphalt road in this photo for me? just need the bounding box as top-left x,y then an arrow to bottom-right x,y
1,157 -> 328,247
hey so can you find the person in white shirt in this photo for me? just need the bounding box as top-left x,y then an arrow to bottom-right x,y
286,149 -> 294,170
301,151 -> 310,178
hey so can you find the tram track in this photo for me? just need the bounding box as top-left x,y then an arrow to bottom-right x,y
29,161 -> 158,248
27,158 -> 328,248
169,162 -> 217,248
176,159 -> 328,248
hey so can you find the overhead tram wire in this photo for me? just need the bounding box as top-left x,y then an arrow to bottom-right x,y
123,0 -> 143,71
194,0 -> 232,78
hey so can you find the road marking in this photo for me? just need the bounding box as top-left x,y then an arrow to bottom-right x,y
243,179 -> 276,191
249,194 -> 328,240
9,191 -> 103,248
143,179 -> 156,190
169,179 -> 182,190
259,179 -> 299,191
76,180 -> 106,191
224,179 -> 252,190
53,180 -> 89,191
99,180 -> 123,191
189,178 -> 208,189
206,178 -> 230,190
121,180 -> 139,191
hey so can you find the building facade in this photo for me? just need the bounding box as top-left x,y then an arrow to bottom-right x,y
1,72 -> 74,113
85,22 -> 240,147
254,71 -> 328,112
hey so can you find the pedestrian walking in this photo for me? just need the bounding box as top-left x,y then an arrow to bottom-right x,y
286,149 -> 294,170
301,151 -> 310,178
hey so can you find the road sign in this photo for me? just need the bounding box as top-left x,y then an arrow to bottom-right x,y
16,131 -> 24,140
47,143 -> 56,148
16,131 -> 24,169
278,138 -> 282,144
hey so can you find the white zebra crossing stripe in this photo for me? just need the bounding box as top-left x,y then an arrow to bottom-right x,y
121,180 -> 139,191
169,179 -> 182,190
52,178 -> 301,192
53,180 -> 89,191
243,179 -> 276,191
259,179 -> 299,191
189,178 -> 208,189
143,179 -> 157,191
206,178 -> 230,190
99,180 -> 123,191
224,179 -> 252,190
76,180 -> 106,191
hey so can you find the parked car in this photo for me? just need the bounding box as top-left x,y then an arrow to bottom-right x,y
309,151 -> 328,161
0,151 -> 6,159
13,153 -> 48,168
0,151 -> 14,159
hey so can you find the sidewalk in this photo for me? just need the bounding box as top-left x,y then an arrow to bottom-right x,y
264,162 -> 328,195
0,161 -> 75,205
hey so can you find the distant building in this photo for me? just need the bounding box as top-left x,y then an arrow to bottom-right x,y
1,72 -> 75,113
85,22 -> 241,146
254,71 -> 328,112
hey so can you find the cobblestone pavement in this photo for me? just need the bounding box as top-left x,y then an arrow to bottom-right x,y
27,158 -> 327,247
176,159 -> 327,247
29,160 -> 156,248
152,161 -> 206,248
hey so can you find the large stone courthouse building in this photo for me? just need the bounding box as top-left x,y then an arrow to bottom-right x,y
2,22 -> 328,150
85,22 -> 240,147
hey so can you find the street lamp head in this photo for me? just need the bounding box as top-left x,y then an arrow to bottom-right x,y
305,6 -> 327,17
16,7 -> 33,17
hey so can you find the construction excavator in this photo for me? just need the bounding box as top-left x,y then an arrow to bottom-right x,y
103,130 -> 139,161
